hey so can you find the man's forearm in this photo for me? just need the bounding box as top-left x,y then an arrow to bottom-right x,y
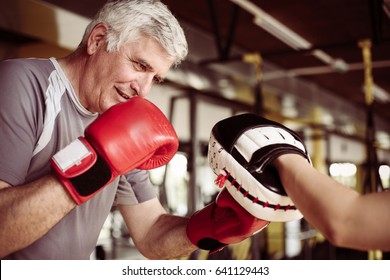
143,214 -> 197,260
0,174 -> 76,258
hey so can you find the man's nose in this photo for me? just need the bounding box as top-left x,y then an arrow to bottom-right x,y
137,74 -> 154,97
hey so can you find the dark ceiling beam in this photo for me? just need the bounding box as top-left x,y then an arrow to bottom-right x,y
201,0 -> 240,64
369,0 -> 384,44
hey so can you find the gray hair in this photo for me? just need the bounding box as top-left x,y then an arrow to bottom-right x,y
80,0 -> 188,66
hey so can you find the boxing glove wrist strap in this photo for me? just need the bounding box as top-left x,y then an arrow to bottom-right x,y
51,137 -> 113,200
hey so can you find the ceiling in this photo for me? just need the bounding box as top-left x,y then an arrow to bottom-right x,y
2,0 -> 390,136
40,0 -> 390,126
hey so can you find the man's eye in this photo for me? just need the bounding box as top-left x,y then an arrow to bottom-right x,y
153,76 -> 163,84
133,60 -> 147,71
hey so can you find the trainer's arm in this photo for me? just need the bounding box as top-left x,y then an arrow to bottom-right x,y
0,175 -> 76,258
274,154 -> 390,251
119,198 -> 197,259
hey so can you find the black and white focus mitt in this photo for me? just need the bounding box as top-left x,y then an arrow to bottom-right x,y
208,113 -> 311,222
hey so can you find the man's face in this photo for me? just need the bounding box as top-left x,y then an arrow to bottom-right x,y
80,34 -> 174,114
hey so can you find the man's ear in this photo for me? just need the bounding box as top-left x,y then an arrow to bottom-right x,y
87,23 -> 109,54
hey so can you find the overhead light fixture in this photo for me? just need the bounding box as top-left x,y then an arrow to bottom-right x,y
252,16 -> 311,50
384,0 -> 390,19
230,0 -> 347,68
230,0 -> 311,50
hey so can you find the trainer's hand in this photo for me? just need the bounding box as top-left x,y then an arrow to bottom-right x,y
208,113 -> 311,222
51,97 -> 178,204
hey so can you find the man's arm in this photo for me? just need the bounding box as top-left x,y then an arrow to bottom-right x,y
274,154 -> 390,251
0,175 -> 76,258
119,198 -> 197,260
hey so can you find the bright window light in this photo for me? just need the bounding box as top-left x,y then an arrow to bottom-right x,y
168,153 -> 188,173
329,162 -> 357,188
329,163 -> 357,177
379,165 -> 390,188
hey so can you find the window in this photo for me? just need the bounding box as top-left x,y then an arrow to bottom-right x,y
379,164 -> 390,189
329,162 -> 357,188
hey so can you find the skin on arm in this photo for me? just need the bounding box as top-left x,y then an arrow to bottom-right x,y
118,198 -> 197,260
0,174 -> 76,258
274,153 -> 390,251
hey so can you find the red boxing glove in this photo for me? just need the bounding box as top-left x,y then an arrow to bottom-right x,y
186,188 -> 269,253
50,97 -> 178,204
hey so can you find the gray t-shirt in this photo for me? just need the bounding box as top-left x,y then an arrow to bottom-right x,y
0,58 -> 157,259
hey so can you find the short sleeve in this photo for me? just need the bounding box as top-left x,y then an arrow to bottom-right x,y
0,60 -> 44,185
114,169 -> 157,206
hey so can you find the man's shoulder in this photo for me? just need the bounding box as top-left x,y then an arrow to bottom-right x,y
0,57 -> 54,75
